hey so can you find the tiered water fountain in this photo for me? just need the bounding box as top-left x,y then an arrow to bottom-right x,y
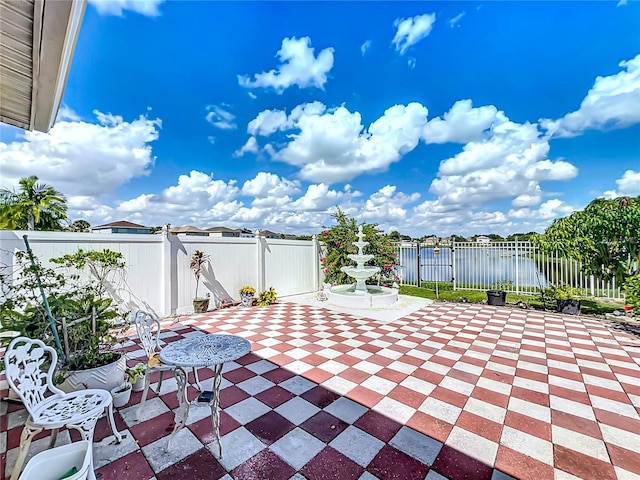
326,225 -> 399,308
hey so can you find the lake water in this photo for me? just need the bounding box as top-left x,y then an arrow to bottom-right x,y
397,247 -> 549,289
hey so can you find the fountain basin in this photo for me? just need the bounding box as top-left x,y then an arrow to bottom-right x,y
327,284 -> 399,308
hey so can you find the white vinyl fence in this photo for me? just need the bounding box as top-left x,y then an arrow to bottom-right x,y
394,241 -> 622,299
0,229 -> 322,317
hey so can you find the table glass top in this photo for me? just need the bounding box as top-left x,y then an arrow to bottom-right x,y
159,334 -> 251,367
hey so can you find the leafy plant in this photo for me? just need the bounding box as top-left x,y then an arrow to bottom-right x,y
493,279 -> 513,291
256,287 -> 277,306
319,209 -> 398,285
0,248 -> 126,374
239,285 -> 256,296
189,250 -> 210,299
51,248 -> 125,297
622,274 -> 640,311
125,363 -> 147,383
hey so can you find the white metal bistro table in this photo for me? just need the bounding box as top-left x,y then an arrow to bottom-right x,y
158,334 -> 251,457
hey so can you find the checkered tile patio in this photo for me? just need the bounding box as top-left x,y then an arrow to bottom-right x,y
2,302 -> 639,479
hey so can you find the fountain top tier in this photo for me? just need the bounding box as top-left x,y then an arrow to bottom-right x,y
348,225 -> 375,266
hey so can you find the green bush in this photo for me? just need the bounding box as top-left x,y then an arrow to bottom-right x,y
623,274 -> 640,311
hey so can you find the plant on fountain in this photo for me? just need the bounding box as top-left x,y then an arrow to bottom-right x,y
320,209 -> 398,285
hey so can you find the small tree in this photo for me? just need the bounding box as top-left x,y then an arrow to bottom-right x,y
190,250 -> 210,299
319,209 -> 398,285
534,196 -> 640,286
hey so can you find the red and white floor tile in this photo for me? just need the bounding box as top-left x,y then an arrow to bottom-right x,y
2,302 -> 639,479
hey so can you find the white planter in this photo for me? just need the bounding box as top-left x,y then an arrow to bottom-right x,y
240,293 -> 254,307
131,378 -> 145,392
58,354 -> 126,393
110,383 -> 132,408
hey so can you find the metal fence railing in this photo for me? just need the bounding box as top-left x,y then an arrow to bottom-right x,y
394,241 -> 622,299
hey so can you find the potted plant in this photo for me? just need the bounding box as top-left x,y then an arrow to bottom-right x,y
125,363 -> 147,392
0,247 -> 128,393
239,285 -> 256,307
486,279 -> 512,306
549,283 -> 582,315
110,381 -> 132,408
190,250 -> 210,313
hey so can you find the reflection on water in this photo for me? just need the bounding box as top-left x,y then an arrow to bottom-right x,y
397,248 -> 548,288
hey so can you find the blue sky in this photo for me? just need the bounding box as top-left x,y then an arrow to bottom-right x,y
1,0 -> 639,237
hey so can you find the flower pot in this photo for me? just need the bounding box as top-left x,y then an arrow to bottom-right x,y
193,297 -> 210,313
58,354 -> 126,393
486,290 -> 507,306
110,382 -> 132,408
556,299 -> 580,315
131,377 -> 146,392
240,293 -> 254,307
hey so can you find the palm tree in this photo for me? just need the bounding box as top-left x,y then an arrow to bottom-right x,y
0,176 -> 68,230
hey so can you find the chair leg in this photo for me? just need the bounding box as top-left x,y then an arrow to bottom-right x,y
105,402 -> 122,443
48,427 -> 59,448
10,420 -> 43,480
156,370 -> 165,394
68,412 -> 101,480
137,371 -> 152,421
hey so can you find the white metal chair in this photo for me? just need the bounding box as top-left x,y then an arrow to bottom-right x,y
133,311 -> 201,418
4,337 -> 122,480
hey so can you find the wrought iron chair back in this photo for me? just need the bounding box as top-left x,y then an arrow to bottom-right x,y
133,310 -> 162,358
4,337 -> 63,414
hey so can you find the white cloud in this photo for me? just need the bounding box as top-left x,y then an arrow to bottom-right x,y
361,185 -> 420,223
392,14 -> 436,55
247,109 -> 288,136
449,12 -> 466,28
508,199 -> 576,220
261,101 -> 429,183
205,105 -> 236,130
57,105 -> 81,122
361,40 -> 372,56
422,99 -> 507,144
241,172 -> 300,198
107,171 -> 242,227
234,137 -> 259,157
429,113 -> 578,207
290,184 -> 348,212
238,37 -> 334,93
0,110 -> 161,198
88,0 -> 164,16
603,170 -> 640,198
541,54 -> 640,138
617,0 -> 628,6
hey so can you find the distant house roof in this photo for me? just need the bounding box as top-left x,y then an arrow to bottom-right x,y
259,229 -> 281,237
92,220 -> 148,229
206,226 -> 241,233
170,225 -> 208,235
